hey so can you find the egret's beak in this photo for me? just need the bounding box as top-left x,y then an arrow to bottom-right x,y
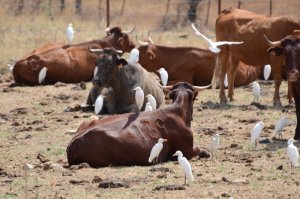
172,153 -> 178,156
162,139 -> 167,142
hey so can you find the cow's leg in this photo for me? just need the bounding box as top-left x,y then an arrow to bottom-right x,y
270,60 -> 283,107
227,56 -> 239,101
288,81 -> 294,105
218,50 -> 229,103
86,90 -> 93,105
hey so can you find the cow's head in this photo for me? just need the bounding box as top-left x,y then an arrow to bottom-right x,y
90,48 -> 127,87
105,26 -> 136,53
161,82 -> 210,125
137,34 -> 157,61
265,30 -> 300,82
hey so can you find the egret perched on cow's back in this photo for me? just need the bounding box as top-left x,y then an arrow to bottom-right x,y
287,138 -> 299,170
173,151 -> 194,185
250,121 -> 264,147
251,81 -> 261,103
128,48 -> 139,64
157,68 -> 168,86
95,94 -> 105,115
66,23 -> 74,44
224,73 -> 228,88
263,64 -> 271,81
191,23 -> 243,53
38,67 -> 47,84
132,86 -> 144,111
144,102 -> 153,112
274,117 -> 291,139
148,138 -> 167,166
210,133 -> 220,160
145,94 -> 157,110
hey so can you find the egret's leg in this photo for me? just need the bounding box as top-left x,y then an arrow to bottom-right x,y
184,175 -> 187,185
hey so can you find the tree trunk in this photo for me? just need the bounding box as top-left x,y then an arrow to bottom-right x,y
75,0 -> 82,15
188,0 -> 201,22
60,0 -> 65,13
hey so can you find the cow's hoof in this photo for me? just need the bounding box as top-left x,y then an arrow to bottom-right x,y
198,150 -> 210,159
273,101 -> 282,108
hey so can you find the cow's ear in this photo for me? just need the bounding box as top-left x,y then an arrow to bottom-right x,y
192,91 -> 198,100
147,50 -> 156,60
267,47 -> 283,56
116,57 -> 128,67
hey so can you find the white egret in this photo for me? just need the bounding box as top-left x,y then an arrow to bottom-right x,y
250,121 -> 264,147
157,68 -> 168,86
144,102 -> 153,112
38,67 -> 47,84
209,133 -> 220,160
145,94 -> 157,110
251,81 -> 261,103
148,138 -> 167,165
132,86 -> 144,111
224,73 -> 228,88
274,117 -> 291,139
95,94 -> 105,115
287,138 -> 299,170
128,48 -> 139,64
191,23 -> 243,53
173,151 -> 194,185
263,64 -> 271,81
93,67 -> 98,78
66,23 -> 74,44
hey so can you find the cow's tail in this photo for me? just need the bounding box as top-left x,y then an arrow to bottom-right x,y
211,56 -> 220,89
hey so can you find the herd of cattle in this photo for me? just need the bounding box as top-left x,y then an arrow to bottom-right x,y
10,8 -> 300,167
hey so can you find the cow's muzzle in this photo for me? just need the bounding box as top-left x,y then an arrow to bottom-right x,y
92,77 -> 102,86
288,70 -> 299,82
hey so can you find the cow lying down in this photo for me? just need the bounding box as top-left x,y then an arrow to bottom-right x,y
67,82 -> 210,167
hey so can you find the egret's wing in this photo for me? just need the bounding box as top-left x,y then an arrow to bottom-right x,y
191,23 -> 212,43
215,41 -> 244,46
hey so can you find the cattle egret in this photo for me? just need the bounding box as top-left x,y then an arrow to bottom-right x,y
66,23 -> 74,44
144,102 -> 153,112
148,138 -> 167,165
263,64 -> 271,81
128,48 -> 139,64
93,66 -> 98,78
287,138 -> 299,170
132,86 -> 144,111
38,67 -> 47,84
274,117 -> 291,139
250,121 -> 264,147
251,81 -> 261,103
145,94 -> 157,110
224,73 -> 228,88
157,68 -> 168,86
95,94 -> 105,115
210,134 -> 220,160
173,151 -> 194,185
191,23 -> 243,53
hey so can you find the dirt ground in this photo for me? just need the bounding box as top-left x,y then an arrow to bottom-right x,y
0,73 -> 299,199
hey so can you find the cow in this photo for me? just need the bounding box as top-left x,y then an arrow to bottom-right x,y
90,47 -> 165,114
66,82 -> 210,167
265,30 -> 300,139
13,26 -> 135,85
212,8 -> 300,106
137,37 -> 260,87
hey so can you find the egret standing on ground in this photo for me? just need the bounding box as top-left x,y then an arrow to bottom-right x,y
148,138 -> 167,166
251,81 -> 261,103
66,23 -> 74,44
287,138 -> 299,170
38,67 -> 47,84
210,134 -> 220,160
95,94 -> 105,115
132,86 -> 144,111
157,68 -> 168,86
191,23 -> 243,53
274,117 -> 291,139
224,74 -> 228,88
173,151 -> 194,185
144,102 -> 153,112
250,121 -> 264,147
263,64 -> 271,81
128,48 -> 139,64
145,94 -> 157,110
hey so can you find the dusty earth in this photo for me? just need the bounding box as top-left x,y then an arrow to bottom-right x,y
0,74 -> 299,199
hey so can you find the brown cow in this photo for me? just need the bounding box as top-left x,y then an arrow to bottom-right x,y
13,27 -> 135,85
265,30 -> 300,139
213,8 -> 300,106
137,37 -> 260,87
66,82 -> 210,167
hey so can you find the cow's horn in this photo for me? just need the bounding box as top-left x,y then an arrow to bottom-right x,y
147,31 -> 154,44
157,82 -> 172,90
263,34 -> 281,47
122,25 -> 136,34
192,84 -> 211,91
111,47 -> 123,54
136,34 -> 149,46
89,48 -> 103,54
